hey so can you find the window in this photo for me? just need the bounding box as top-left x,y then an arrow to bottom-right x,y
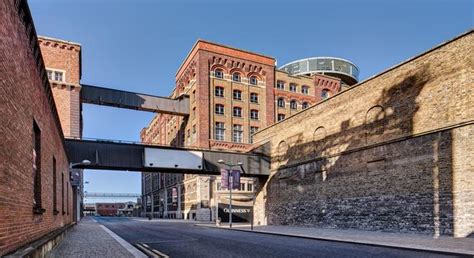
53,157 -> 58,214
302,102 -> 309,109
33,121 -> 44,213
192,90 -> 196,102
250,109 -> 259,120
289,83 -> 297,92
302,86 -> 309,95
215,122 -> 225,141
250,93 -> 258,103
233,124 -> 243,143
250,126 -> 259,143
54,71 -> 64,82
215,86 -> 224,97
277,98 -> 285,108
276,80 -> 285,90
233,90 -> 242,100
233,107 -> 242,117
321,89 -> 330,100
290,100 -> 297,110
277,114 -> 285,121
249,76 -> 258,85
232,72 -> 241,82
240,183 -> 245,191
215,104 -> 224,115
215,69 -> 224,78
61,172 -> 65,214
47,70 -> 53,80
247,183 -> 253,192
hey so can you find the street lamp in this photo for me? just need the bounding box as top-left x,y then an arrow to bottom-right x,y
218,159 -> 243,228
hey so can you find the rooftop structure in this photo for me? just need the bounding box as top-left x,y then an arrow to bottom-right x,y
280,57 -> 359,86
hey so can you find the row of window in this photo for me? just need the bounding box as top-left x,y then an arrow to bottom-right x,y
215,122 -> 259,143
217,182 -> 254,191
215,87 -> 260,103
214,69 -> 260,85
215,104 -> 260,120
276,81 -> 309,94
33,120 -> 69,215
277,98 -> 310,110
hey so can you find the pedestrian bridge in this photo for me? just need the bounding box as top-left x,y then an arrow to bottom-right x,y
65,138 -> 270,177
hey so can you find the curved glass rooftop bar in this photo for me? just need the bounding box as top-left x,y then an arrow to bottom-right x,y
280,57 -> 359,86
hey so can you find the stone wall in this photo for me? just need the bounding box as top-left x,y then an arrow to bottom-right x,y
252,31 -> 473,237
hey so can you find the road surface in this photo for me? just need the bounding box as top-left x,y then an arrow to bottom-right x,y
94,217 -> 463,258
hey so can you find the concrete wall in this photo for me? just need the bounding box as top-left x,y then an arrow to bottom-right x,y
252,31 -> 473,237
0,1 -> 74,255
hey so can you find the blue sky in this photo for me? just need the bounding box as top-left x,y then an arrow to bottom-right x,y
29,0 -> 473,196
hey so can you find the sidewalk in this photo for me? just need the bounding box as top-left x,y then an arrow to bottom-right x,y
48,217 -> 146,258
195,223 -> 474,256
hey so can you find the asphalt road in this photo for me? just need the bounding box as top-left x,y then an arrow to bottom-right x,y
95,217 -> 464,258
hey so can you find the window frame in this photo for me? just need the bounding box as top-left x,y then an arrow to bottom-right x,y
215,69 -> 224,79
232,124 -> 243,143
215,122 -> 225,141
233,89 -> 242,100
289,83 -> 297,92
232,72 -> 241,82
290,100 -> 298,110
215,104 -> 225,115
233,106 -> 242,117
215,86 -> 224,97
277,98 -> 285,108
276,80 -> 285,90
249,76 -> 258,85
250,92 -> 259,103
250,109 -> 259,120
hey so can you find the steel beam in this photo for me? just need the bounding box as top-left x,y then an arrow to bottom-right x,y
80,84 -> 189,115
64,139 -> 270,177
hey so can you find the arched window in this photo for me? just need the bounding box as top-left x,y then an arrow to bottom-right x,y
277,98 -> 285,108
232,72 -> 241,82
249,76 -> 258,85
290,100 -> 297,110
321,89 -> 330,100
215,69 -> 224,79
302,102 -> 309,109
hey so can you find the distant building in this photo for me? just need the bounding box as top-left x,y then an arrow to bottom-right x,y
141,40 -> 359,221
96,203 -> 125,216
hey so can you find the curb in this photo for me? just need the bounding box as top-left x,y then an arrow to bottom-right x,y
4,222 -> 75,257
194,224 -> 473,257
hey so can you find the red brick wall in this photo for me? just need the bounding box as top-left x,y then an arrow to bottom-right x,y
38,37 -> 82,138
0,1 -> 74,255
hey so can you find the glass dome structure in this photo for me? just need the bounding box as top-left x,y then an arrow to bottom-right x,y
280,57 -> 359,86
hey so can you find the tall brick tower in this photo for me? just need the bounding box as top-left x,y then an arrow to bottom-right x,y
38,36 -> 83,222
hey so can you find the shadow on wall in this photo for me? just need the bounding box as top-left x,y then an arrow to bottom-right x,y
261,64 -> 459,236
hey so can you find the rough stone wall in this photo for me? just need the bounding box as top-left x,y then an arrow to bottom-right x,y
0,1 -> 74,255
252,31 -> 473,237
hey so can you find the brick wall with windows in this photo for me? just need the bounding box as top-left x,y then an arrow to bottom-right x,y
0,1 -> 74,255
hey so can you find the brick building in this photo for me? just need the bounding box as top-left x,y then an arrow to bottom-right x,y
141,40 -> 358,221
0,1 -> 74,255
252,31 -> 473,237
38,36 -> 84,223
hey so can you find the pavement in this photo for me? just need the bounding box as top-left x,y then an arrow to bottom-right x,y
48,216 -> 146,258
196,223 -> 474,256
47,217 -> 473,257
90,217 -> 466,257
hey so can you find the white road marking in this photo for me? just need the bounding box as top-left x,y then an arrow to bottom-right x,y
100,224 -> 147,258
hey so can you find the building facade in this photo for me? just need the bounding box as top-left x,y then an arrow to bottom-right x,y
0,1 -> 74,255
38,36 -> 84,223
141,40 -> 357,221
